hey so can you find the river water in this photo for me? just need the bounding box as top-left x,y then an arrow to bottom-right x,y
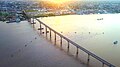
37,14 -> 120,67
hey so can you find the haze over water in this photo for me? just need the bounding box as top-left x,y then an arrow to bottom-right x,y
38,14 -> 120,67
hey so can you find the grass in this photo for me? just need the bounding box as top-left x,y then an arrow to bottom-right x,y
25,10 -> 38,12
24,10 -> 75,18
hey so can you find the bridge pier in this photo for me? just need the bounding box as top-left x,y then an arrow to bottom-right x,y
54,33 -> 56,45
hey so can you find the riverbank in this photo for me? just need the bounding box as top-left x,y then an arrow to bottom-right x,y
25,10 -> 120,18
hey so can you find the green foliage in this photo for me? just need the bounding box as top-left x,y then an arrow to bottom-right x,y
0,12 -> 9,17
25,10 -> 38,12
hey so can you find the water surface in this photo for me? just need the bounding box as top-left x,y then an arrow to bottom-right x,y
37,14 -> 120,67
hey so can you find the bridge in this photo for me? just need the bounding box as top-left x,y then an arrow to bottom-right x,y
30,18 -> 115,67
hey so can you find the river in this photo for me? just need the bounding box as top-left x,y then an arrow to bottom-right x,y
36,14 -> 120,67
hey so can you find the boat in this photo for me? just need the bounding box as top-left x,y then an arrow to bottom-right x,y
97,18 -> 103,20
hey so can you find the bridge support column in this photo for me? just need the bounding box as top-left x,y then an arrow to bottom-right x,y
54,33 -> 56,45
50,30 -> 51,41
60,37 -> 62,48
87,54 -> 90,65
76,47 -> 79,57
67,41 -> 70,52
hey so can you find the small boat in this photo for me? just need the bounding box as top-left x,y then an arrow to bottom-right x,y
6,18 -> 20,23
97,18 -> 103,20
6,20 -> 16,23
113,41 -> 118,44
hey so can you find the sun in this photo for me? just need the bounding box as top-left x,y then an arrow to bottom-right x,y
50,0 -> 65,3
48,0 -> 71,4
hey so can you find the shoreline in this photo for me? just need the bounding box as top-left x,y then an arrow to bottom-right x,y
35,13 -> 120,18
1,13 -> 120,21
